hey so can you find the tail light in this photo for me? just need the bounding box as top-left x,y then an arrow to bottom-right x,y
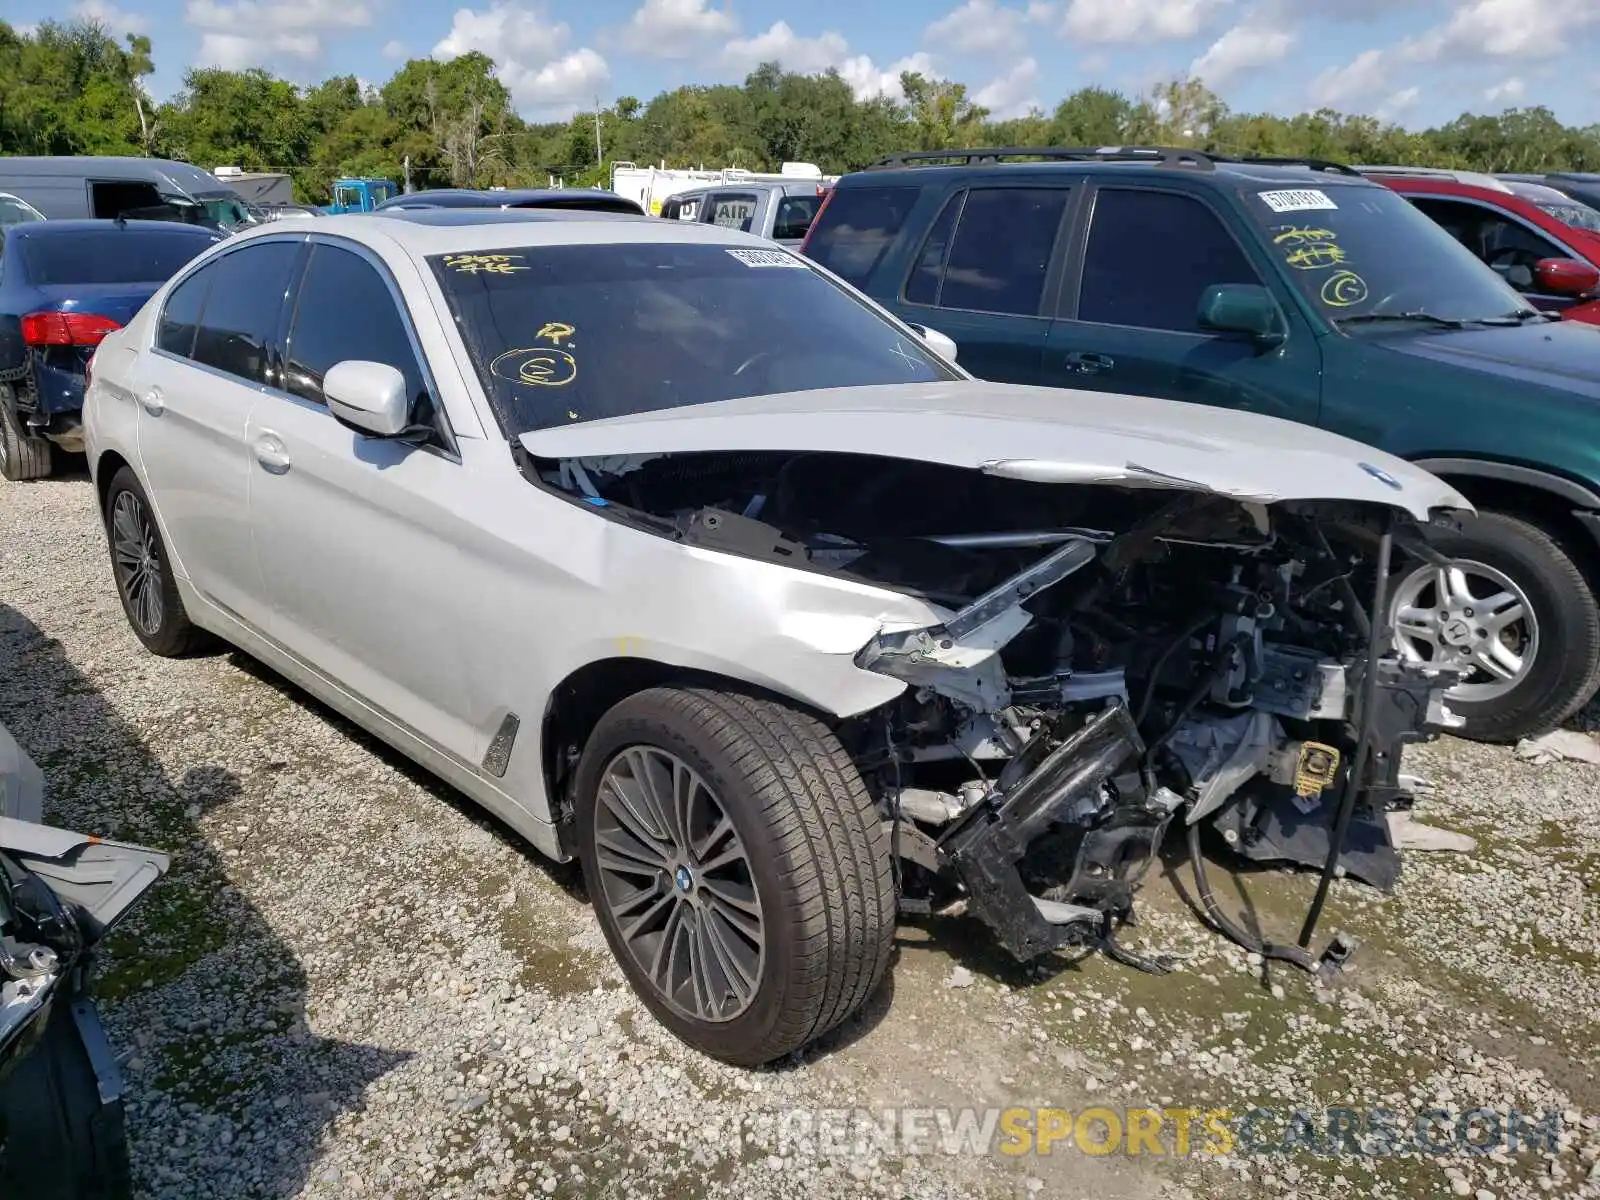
21,311 -> 122,347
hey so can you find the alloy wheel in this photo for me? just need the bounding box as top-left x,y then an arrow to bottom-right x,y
110,490 -> 165,637
1390,559 -> 1537,702
592,746 -> 764,1023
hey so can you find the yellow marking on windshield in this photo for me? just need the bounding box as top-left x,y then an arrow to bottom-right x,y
1321,270 -> 1369,307
444,253 -> 528,275
536,321 -> 576,345
489,346 -> 577,387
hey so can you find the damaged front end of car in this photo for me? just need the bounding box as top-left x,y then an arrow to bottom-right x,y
523,392 -> 1470,978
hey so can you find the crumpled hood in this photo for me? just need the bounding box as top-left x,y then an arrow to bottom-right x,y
520,381 -> 1470,521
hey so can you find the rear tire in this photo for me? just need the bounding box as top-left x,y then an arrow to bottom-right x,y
0,389 -> 53,481
102,466 -> 206,657
1390,510 -> 1600,742
575,686 -> 894,1066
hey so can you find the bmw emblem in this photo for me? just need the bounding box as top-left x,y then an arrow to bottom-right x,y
675,866 -> 694,892
1359,462 -> 1402,491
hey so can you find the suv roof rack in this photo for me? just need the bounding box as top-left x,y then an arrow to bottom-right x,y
1229,155 -> 1364,177
865,146 -> 1221,170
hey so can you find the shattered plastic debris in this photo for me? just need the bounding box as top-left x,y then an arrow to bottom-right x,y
1386,809 -> 1477,854
1513,729 -> 1600,766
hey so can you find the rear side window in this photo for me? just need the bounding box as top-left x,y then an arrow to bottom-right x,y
19,228 -> 217,285
772,195 -> 820,241
1078,189 -> 1259,332
190,241 -> 299,384
909,188 -> 1071,316
803,185 -> 919,287
282,243 -> 427,416
157,268 -> 213,358
89,180 -> 164,219
708,193 -> 758,232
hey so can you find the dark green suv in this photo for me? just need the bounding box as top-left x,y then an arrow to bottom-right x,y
802,147 -> 1600,742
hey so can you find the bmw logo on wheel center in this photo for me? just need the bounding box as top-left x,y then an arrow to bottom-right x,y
1359,462 -> 1403,490
675,865 -> 694,892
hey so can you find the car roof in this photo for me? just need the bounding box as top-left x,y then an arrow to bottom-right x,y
840,146 -> 1383,191
5,218 -> 221,241
1503,179 -> 1589,205
375,188 -> 642,214
237,209 -> 784,257
1375,175 -> 1525,203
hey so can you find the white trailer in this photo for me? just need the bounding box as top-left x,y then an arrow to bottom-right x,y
610,161 -> 836,215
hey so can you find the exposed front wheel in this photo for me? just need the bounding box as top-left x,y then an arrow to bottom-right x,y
103,467 -> 206,657
0,390 -> 52,481
575,687 -> 895,1066
1389,510 -> 1600,742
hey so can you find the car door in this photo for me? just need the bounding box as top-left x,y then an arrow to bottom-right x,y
896,185 -> 1075,385
1407,196 -> 1582,314
245,238 -> 479,761
133,236 -> 302,627
1046,185 -> 1324,426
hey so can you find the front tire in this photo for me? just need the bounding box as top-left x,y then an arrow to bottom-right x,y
1390,510 -> 1600,742
0,389 -> 52,481
103,466 -> 205,657
575,686 -> 895,1066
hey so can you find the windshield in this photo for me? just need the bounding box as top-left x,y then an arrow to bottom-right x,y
196,193 -> 257,230
21,228 -> 218,285
0,195 -> 43,227
430,241 -> 959,436
1242,184 -> 1528,323
1538,201 -> 1600,233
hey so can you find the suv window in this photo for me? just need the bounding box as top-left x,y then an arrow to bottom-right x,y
157,266 -> 213,358
772,195 -> 820,241
1079,189 -> 1260,332
283,243 -> 429,421
1408,197 -> 1567,291
908,188 -> 1070,316
803,185 -> 919,287
708,193 -> 759,232
190,241 -> 299,384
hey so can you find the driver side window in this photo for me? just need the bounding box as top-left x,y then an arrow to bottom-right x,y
1409,198 -> 1564,292
281,243 -> 440,439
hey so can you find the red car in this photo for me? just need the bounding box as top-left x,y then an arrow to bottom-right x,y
1362,168 -> 1600,324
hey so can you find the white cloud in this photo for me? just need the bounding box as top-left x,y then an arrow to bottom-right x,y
1485,76 -> 1526,103
838,52 -> 936,102
1409,0 -> 1600,61
973,56 -> 1040,118
433,4 -> 607,115
720,21 -> 851,75
1059,0 -> 1226,43
1307,47 -> 1387,109
382,39 -> 406,58
71,0 -> 150,35
925,0 -> 1031,57
1190,21 -> 1292,87
1380,85 -> 1420,119
611,0 -> 734,58
185,0 -> 371,67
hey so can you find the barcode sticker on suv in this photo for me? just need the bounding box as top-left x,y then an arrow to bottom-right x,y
725,248 -> 808,268
1258,189 -> 1339,213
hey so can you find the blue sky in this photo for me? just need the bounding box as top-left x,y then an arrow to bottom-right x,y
14,0 -> 1600,129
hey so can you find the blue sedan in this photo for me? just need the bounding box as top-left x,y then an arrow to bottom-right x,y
0,218 -> 220,480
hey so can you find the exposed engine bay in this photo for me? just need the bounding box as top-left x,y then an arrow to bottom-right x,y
543,449 -> 1464,975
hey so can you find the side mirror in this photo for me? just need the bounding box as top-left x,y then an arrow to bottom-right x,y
1199,284 -> 1284,342
909,324 -> 959,364
324,360 -> 409,437
1534,257 -> 1600,296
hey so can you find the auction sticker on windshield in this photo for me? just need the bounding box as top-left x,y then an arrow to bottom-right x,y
1258,189 -> 1339,213
725,248 -> 808,268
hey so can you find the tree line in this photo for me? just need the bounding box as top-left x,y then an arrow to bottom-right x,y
4,19 -> 1600,206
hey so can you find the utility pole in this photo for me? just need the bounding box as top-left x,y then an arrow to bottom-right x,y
593,97 -> 604,168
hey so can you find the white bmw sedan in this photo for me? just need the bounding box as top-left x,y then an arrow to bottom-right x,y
85,210 -> 1469,1064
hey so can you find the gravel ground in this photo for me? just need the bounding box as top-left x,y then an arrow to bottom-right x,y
2,469 -> 1598,1200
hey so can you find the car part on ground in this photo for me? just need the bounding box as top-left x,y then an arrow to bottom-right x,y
84,211 -> 1470,1065
802,146 -> 1600,742
0,722 -> 169,1200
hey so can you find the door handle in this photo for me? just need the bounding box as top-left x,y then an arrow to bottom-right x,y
1063,352 -> 1115,375
139,388 -> 164,416
254,432 -> 290,474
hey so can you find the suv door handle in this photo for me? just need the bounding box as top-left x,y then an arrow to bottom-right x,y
139,388 -> 164,416
254,432 -> 290,474
1063,352 -> 1115,375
